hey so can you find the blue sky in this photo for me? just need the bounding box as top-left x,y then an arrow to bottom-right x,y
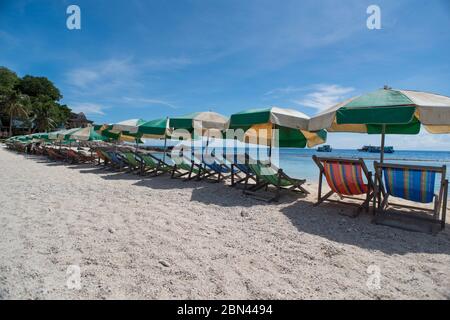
1,0 -> 449,149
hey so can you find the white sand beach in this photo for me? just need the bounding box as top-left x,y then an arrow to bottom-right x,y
0,145 -> 449,300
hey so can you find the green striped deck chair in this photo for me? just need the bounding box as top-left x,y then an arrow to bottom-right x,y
312,155 -> 374,216
374,162 -> 448,233
135,152 -> 173,176
243,161 -> 308,202
164,152 -> 201,180
119,152 -> 141,172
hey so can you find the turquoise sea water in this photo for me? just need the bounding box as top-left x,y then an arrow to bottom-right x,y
275,149 -> 450,183
149,143 -> 450,183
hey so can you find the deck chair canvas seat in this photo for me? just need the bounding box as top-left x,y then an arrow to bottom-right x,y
312,156 -> 374,216
47,148 -> 66,161
167,153 -> 202,180
373,162 -> 448,234
198,153 -> 237,183
95,149 -> 111,166
119,152 -> 141,173
135,153 -> 173,176
243,161 -> 308,202
230,162 -> 258,187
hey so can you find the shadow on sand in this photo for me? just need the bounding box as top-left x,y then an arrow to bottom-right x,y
280,200 -> 450,255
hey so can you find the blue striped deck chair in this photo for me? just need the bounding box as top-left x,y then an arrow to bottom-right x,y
229,153 -> 258,187
313,155 -> 374,216
195,150 -> 236,183
107,151 -> 129,171
374,162 -> 448,233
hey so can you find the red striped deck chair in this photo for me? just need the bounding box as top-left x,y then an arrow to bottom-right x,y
312,156 -> 374,216
373,162 -> 448,233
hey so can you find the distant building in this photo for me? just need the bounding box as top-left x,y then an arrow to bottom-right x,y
0,118 -> 32,137
67,112 -> 93,129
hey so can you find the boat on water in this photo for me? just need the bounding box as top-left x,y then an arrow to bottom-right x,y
358,145 -> 394,153
317,145 -> 332,152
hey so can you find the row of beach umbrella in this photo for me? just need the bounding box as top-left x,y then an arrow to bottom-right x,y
6,87 -> 450,163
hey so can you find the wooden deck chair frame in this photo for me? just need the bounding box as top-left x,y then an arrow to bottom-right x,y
76,150 -> 97,164
197,154 -> 235,183
118,152 -> 141,173
373,162 -> 448,233
312,155 -> 374,216
95,149 -> 110,167
230,163 -> 258,187
167,153 -> 202,181
229,153 -> 258,188
47,148 -> 66,162
135,152 -> 173,177
243,161 -> 309,202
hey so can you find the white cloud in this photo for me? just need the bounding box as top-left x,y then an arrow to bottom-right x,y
122,97 -> 177,109
70,102 -> 106,115
264,86 -> 306,97
293,84 -> 355,111
66,56 -> 191,91
66,58 -> 135,89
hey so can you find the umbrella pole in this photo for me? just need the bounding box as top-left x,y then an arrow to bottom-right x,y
380,125 -> 386,164
268,123 -> 274,161
376,124 -> 387,210
163,135 -> 167,163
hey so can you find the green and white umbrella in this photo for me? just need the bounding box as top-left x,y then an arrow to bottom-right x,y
68,126 -> 107,141
169,111 -> 228,132
137,117 -> 171,139
48,129 -> 70,141
228,106 -> 327,148
58,128 -> 81,141
308,87 -> 450,162
112,119 -> 146,134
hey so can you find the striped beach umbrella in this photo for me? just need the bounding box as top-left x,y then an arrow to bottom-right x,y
169,111 -> 228,132
68,126 -> 107,141
228,106 -> 327,148
95,124 -> 138,142
112,119 -> 146,134
58,128 -> 81,141
308,87 -> 450,162
48,129 -> 71,141
137,117 -> 171,139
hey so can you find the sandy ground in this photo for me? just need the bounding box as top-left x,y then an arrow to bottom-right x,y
0,145 -> 449,300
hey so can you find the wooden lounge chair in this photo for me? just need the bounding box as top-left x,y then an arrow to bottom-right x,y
197,153 -> 237,183
312,156 -> 374,216
76,150 -> 97,163
118,151 -> 141,173
243,161 -> 308,202
229,154 -> 258,187
47,148 -> 66,161
373,162 -> 448,233
108,151 -> 129,171
67,149 -> 96,164
95,149 -> 110,166
167,152 -> 202,180
135,152 -> 173,176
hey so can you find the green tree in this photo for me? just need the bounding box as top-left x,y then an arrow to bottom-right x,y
17,75 -> 62,101
0,68 -> 75,134
0,67 -> 19,95
2,90 -> 31,136
17,75 -> 72,132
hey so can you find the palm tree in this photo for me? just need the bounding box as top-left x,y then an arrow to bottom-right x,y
32,101 -> 58,132
1,90 -> 31,136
